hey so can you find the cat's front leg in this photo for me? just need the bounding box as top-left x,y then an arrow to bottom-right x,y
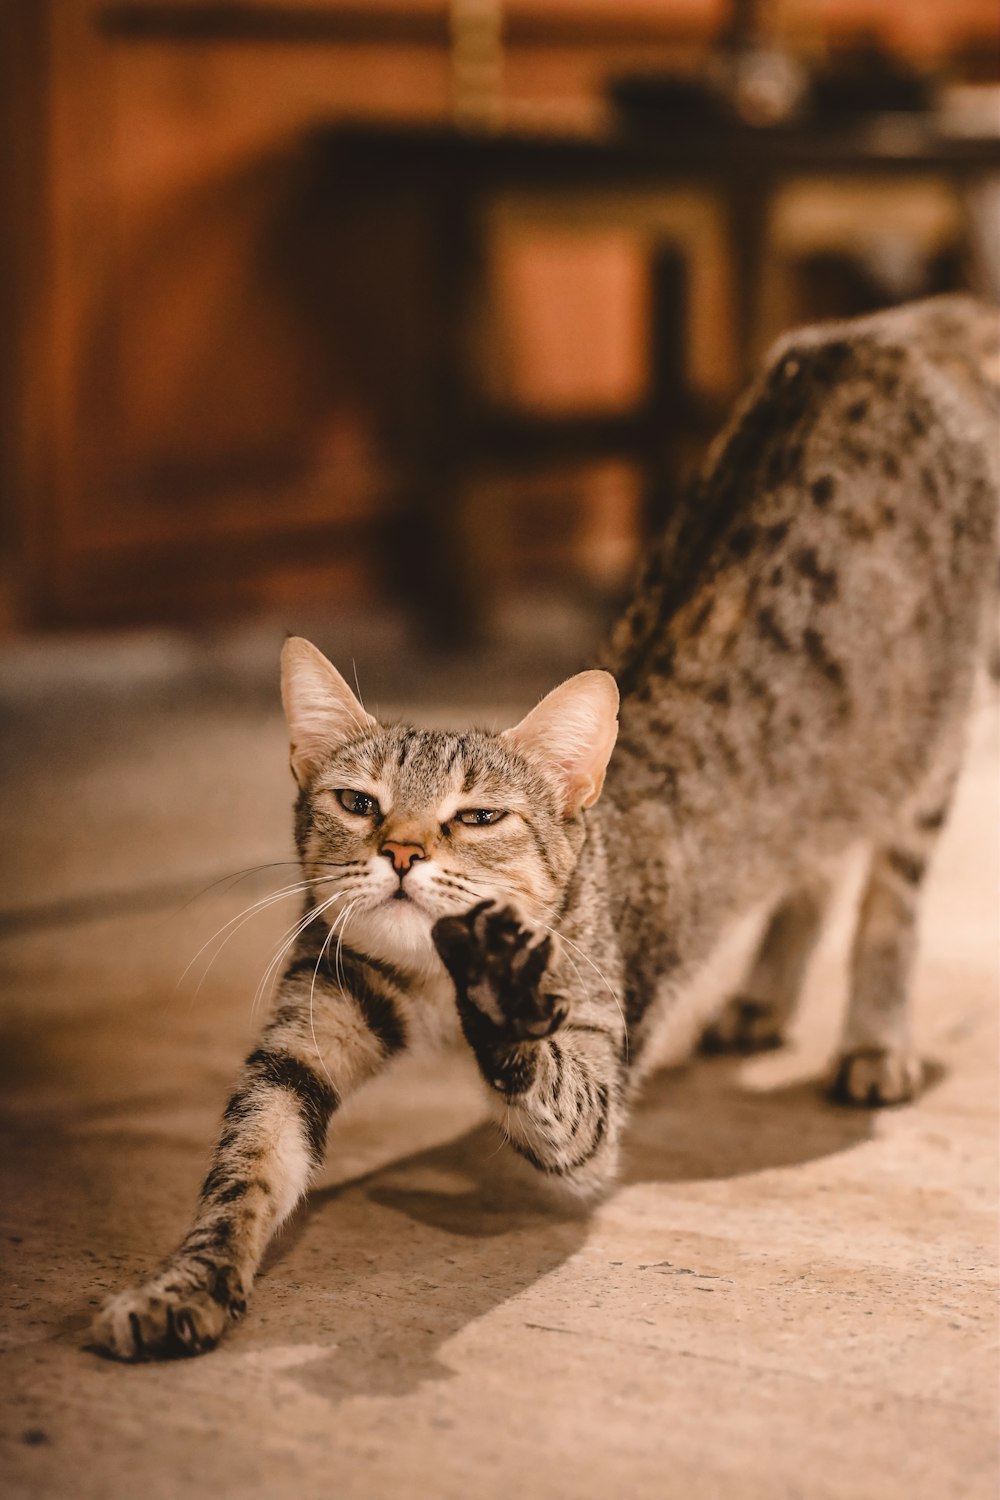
433,901 -> 626,1194
90,965 -> 400,1361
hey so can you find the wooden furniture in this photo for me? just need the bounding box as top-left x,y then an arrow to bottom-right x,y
3,0 -> 997,633
307,114 -> 1000,636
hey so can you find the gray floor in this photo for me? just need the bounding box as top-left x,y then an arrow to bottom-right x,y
1,618 -> 997,1500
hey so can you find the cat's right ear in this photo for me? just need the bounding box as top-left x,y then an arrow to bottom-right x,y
280,637 -> 376,784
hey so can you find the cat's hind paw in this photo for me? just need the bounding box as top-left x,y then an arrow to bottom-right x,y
700,995 -> 786,1055
88,1265 -> 246,1362
433,900 -> 566,1041
829,1046 -> 924,1107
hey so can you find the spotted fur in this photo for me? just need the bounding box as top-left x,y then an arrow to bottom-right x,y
92,296 -> 998,1362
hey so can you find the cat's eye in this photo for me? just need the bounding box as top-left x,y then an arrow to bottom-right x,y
454,808 -> 508,827
336,789 -> 380,818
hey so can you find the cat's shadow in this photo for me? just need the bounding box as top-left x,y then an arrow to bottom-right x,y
262,1053 -> 909,1408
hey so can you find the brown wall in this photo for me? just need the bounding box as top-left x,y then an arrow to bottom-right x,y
3,0 -> 997,628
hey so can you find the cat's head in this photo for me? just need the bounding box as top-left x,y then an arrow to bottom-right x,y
281,637 -> 619,968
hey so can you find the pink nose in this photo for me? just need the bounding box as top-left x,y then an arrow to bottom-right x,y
380,841 -> 426,876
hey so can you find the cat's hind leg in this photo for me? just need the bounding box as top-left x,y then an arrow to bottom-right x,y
701,880 -> 829,1054
831,786 -> 955,1106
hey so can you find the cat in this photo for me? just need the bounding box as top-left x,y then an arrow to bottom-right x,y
91,294 -> 999,1362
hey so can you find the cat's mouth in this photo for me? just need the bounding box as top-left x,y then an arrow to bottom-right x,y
380,887 -> 427,915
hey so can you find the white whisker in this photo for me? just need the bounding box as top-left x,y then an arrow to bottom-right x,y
250,886 -> 359,1019
351,658 -> 368,718
306,900 -> 358,1093
180,860 -> 313,910
251,886 -> 357,1016
539,923 -> 630,1066
333,898 -> 361,1000
484,1104 -> 511,1161
180,875 -> 339,998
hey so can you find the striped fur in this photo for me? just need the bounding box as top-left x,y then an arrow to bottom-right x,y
92,296 -> 998,1361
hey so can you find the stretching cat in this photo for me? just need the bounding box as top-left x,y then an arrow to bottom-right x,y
92,295 -> 999,1361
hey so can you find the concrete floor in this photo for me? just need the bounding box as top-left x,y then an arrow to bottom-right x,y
1,622 -> 997,1500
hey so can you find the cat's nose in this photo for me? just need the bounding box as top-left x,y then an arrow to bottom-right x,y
380,841 -> 426,876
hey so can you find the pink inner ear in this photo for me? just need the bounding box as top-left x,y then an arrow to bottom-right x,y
504,670 -> 619,811
281,638 -> 377,784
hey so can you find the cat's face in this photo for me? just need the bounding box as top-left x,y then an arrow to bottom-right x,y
294,724 -> 574,965
281,639 -> 619,968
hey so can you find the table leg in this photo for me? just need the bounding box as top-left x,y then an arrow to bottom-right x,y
397,184 -> 490,647
641,243 -> 689,539
724,181 -> 771,382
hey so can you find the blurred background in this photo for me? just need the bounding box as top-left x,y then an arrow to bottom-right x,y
1,0 -> 998,665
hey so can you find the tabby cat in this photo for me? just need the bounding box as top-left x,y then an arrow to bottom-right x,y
93,295 -> 998,1361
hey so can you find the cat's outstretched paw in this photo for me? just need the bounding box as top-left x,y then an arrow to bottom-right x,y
433,899 -> 566,1041
829,1046 -> 924,1107
700,995 -> 785,1055
88,1262 -> 247,1362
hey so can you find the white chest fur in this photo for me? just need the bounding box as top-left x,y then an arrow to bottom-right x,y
344,905 -> 464,1053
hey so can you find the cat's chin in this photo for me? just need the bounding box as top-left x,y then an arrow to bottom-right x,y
345,898 -> 439,969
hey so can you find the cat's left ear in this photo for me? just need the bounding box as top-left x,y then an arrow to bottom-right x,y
503,669 -> 619,816
280,637 -> 377,784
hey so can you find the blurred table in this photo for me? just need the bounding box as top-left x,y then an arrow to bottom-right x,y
311,115 -> 999,639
